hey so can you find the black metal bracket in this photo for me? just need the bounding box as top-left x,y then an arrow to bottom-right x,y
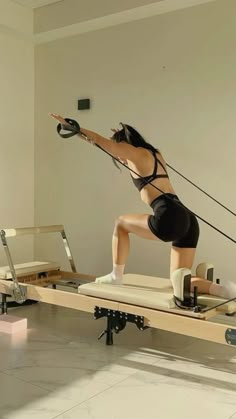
225,328 -> 236,346
173,277 -> 207,313
94,307 -> 149,345
174,288 -> 206,313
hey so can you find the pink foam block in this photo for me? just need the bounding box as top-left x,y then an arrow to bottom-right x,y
0,315 -> 27,334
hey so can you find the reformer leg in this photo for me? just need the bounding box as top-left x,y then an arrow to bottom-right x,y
98,316 -> 114,345
1,294 -> 8,314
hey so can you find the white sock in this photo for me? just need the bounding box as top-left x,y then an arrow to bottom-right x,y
95,264 -> 125,285
209,281 -> 236,300
112,264 -> 125,280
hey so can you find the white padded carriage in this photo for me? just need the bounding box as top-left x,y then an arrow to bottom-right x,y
79,274 -> 236,314
79,274 -> 177,311
80,283 -> 176,310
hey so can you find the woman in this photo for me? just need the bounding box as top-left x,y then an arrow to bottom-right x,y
50,113 -> 236,301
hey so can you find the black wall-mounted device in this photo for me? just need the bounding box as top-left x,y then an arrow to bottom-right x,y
78,99 -> 90,110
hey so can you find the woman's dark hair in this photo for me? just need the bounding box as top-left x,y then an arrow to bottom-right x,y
111,123 -> 158,169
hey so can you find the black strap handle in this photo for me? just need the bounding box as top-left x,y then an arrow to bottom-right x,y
57,118 -> 81,138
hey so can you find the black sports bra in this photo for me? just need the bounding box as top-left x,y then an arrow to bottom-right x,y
131,150 -> 169,191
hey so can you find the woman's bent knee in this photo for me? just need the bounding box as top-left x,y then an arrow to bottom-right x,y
113,215 -> 128,234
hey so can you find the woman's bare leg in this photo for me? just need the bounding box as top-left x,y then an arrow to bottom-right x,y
96,214 -> 158,284
112,214 -> 158,265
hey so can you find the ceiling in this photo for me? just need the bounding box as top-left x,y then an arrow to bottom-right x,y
12,0 -> 63,8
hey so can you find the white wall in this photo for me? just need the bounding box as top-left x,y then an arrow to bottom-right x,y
0,1 -> 34,265
35,0 -> 236,282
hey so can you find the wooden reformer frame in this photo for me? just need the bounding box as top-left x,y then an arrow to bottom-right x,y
0,225 -> 235,347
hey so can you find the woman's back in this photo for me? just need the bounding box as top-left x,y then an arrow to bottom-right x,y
128,148 -> 176,205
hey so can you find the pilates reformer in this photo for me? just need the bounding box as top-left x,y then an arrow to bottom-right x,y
0,225 -> 95,307
0,225 -> 236,347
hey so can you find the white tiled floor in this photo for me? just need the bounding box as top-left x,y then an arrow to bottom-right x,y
0,302 -> 236,419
